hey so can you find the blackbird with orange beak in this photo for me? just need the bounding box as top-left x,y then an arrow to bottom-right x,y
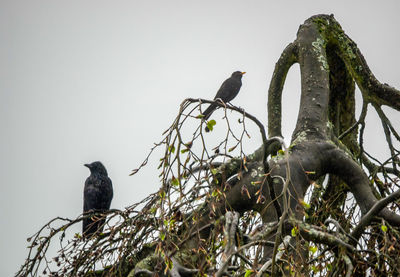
203,71 -> 246,131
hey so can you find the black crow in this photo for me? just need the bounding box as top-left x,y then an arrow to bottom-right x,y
83,161 -> 113,237
203,71 -> 245,131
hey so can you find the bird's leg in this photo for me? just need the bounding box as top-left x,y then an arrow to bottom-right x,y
215,98 -> 228,109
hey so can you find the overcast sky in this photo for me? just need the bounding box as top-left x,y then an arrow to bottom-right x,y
1,1 -> 399,276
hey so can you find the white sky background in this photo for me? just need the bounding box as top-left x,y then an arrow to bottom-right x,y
1,1 -> 399,275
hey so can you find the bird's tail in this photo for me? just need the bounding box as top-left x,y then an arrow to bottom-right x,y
202,103 -> 217,121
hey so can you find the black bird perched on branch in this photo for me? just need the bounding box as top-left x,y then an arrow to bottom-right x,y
83,161 -> 113,237
203,71 -> 245,131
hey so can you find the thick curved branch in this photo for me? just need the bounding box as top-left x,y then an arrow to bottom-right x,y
351,189 -> 400,241
267,43 -> 298,139
291,18 -> 331,141
328,147 -> 400,226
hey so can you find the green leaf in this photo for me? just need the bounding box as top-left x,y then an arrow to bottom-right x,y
206,120 -> 216,131
309,245 -> 318,254
160,232 -> 165,241
159,190 -> 166,199
211,168 -> 218,175
180,148 -> 189,154
165,258 -> 173,271
381,225 -> 388,232
299,199 -> 311,209
168,145 -> 175,154
291,226 -> 298,237
278,149 -> 285,155
244,269 -> 254,277
171,177 -> 179,187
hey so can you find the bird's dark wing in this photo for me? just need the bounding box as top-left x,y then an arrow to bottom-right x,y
84,176 -> 113,212
83,175 -> 113,237
83,185 -> 97,213
214,77 -> 242,103
99,175 -> 113,209
83,181 -> 99,236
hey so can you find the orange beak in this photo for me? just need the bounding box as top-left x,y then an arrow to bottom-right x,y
241,72 -> 246,75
